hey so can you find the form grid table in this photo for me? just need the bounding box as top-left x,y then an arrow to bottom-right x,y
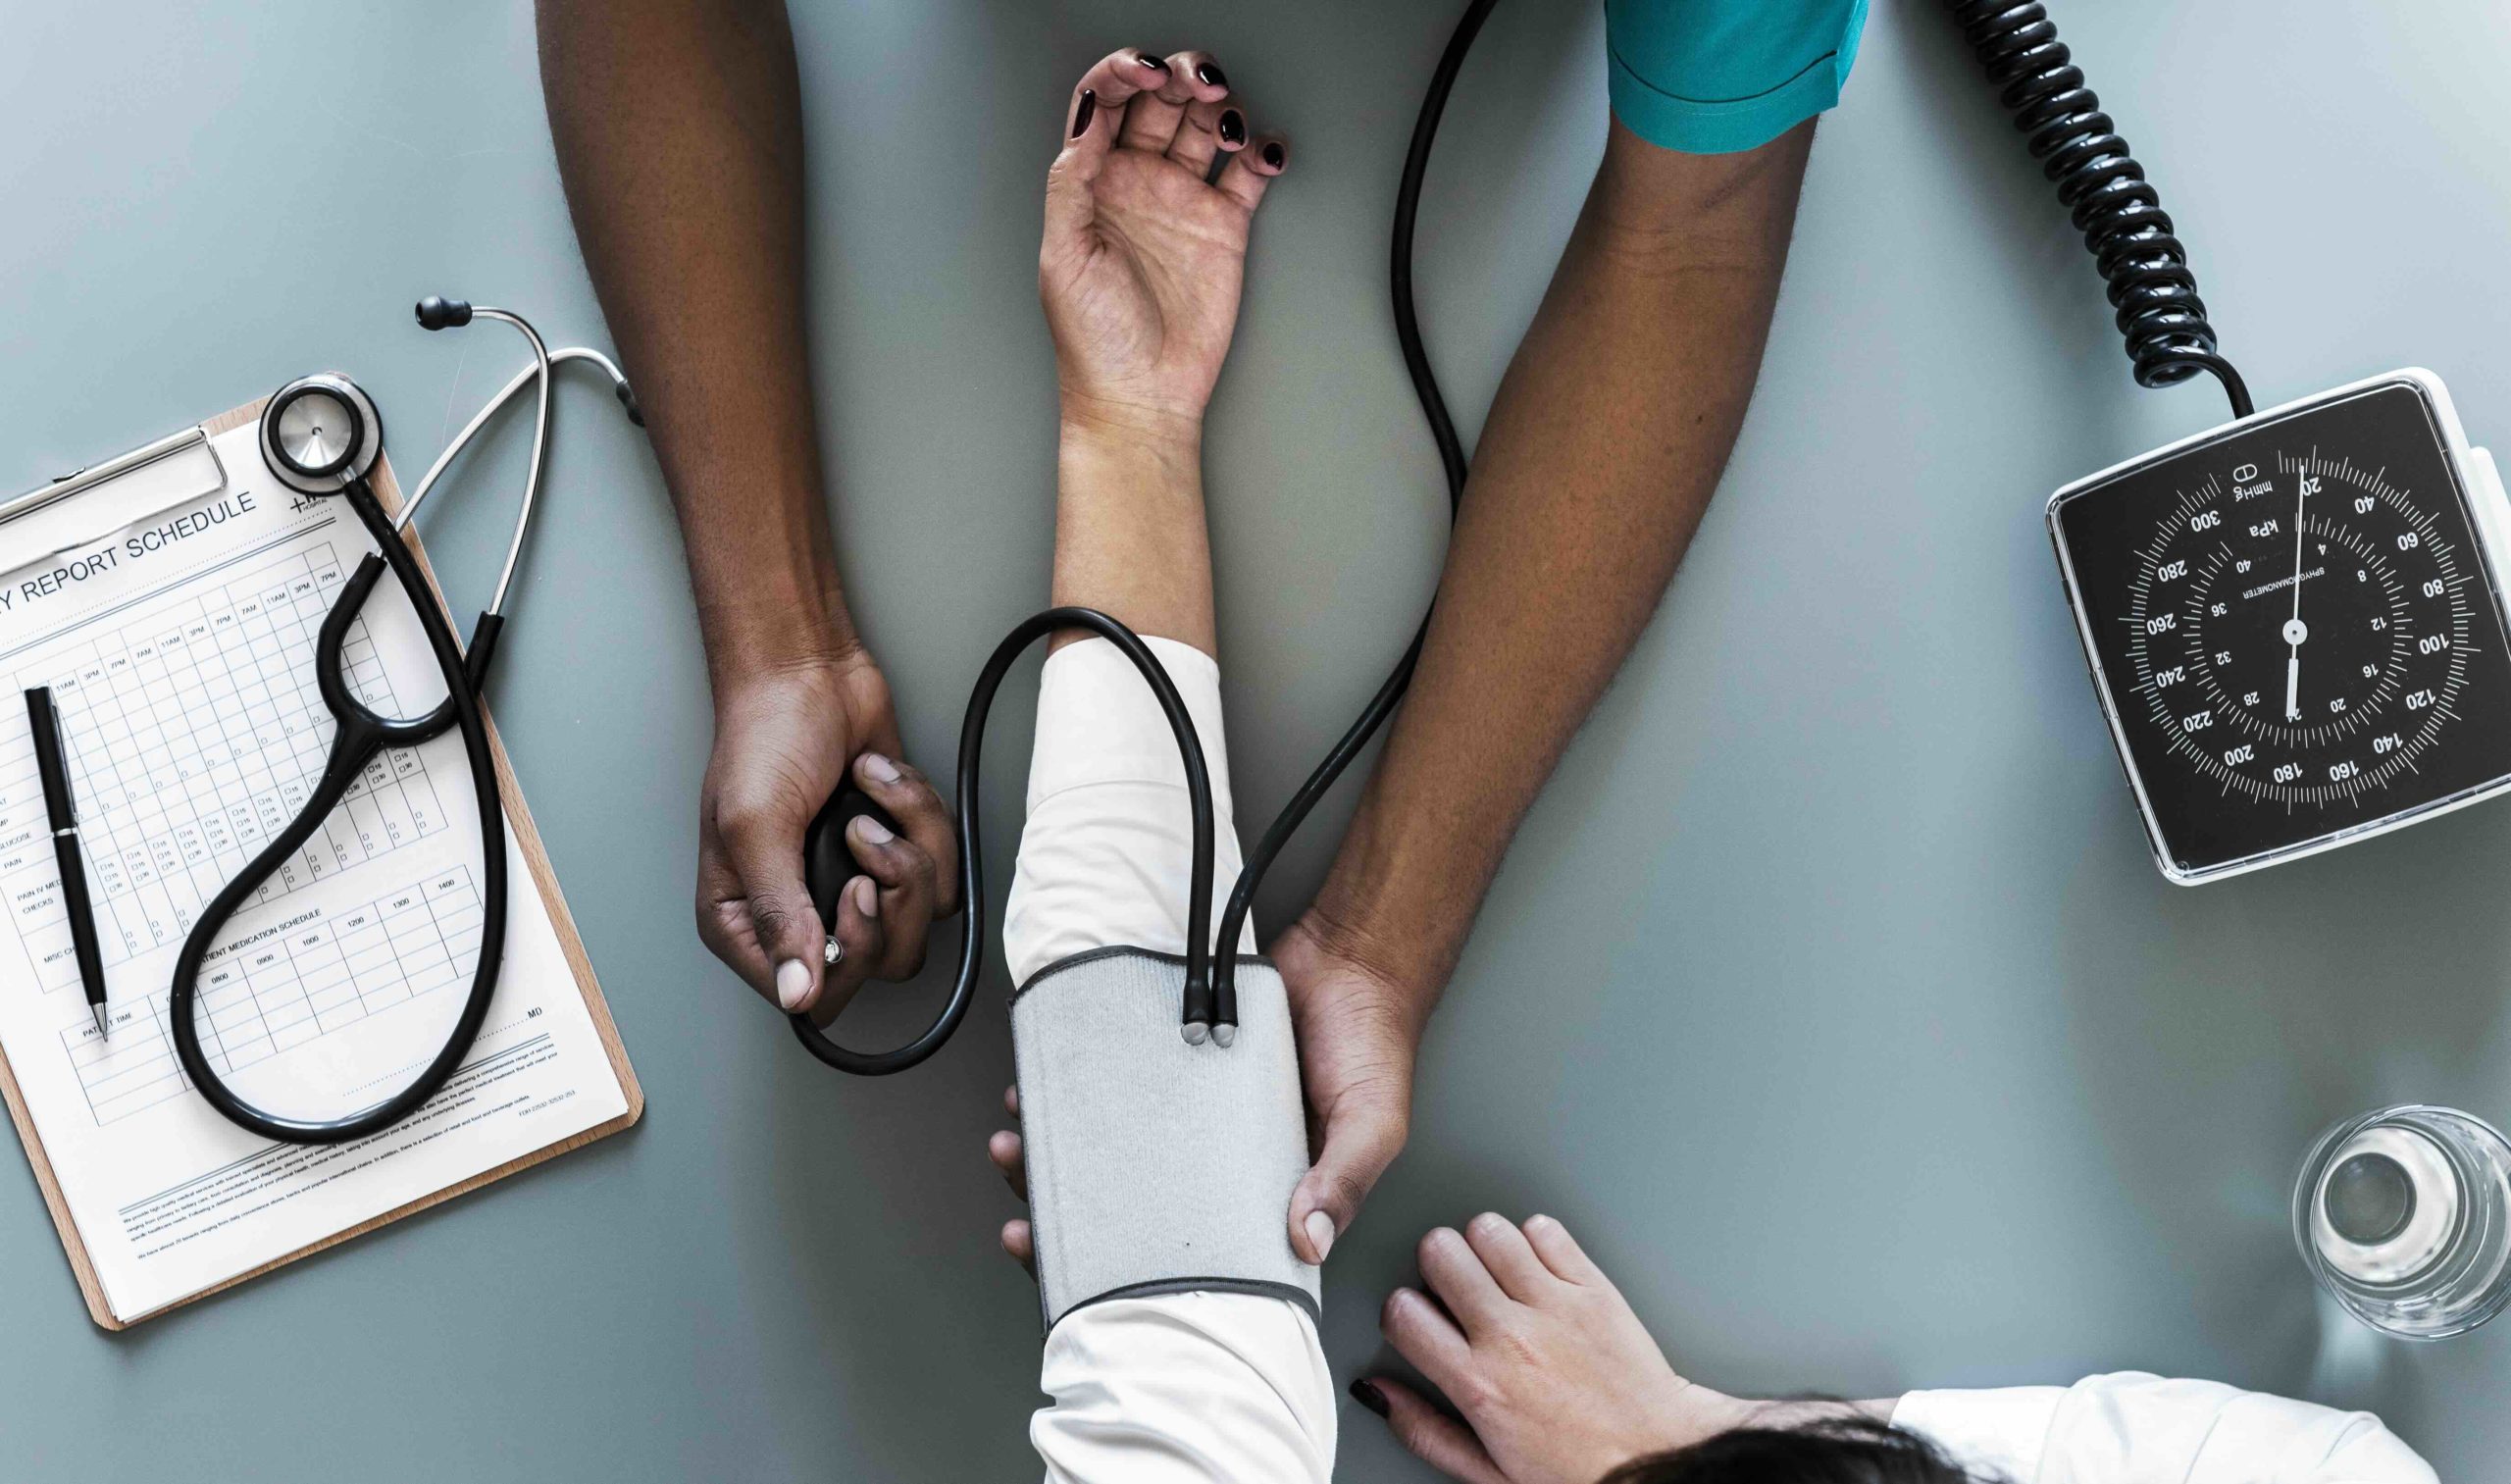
56,866 -> 486,1126
0,544 -> 450,995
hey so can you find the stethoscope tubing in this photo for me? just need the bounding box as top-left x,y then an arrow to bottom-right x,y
397,347 -> 637,534
167,476 -> 511,1143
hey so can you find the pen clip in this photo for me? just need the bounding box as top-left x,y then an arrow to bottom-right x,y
51,705 -> 76,822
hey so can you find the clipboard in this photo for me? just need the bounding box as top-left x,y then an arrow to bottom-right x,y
0,397 -> 642,1329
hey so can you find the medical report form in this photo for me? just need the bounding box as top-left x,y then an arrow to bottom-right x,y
0,420 -> 634,1324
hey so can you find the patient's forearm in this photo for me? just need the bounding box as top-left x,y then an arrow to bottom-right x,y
536,0 -> 849,691
1308,120 -> 1815,998
1052,417 -> 1216,656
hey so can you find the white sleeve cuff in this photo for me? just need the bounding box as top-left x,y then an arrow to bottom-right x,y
1035,1293 -> 1335,1483
1892,1385 -> 2066,1480
1893,1373 -> 2439,1484
1027,636 -> 1233,810
1003,636 -> 1254,986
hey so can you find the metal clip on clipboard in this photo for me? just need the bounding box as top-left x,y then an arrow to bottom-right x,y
0,427 -> 230,573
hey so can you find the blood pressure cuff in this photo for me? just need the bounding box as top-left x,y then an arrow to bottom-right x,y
1011,947 -> 1318,1333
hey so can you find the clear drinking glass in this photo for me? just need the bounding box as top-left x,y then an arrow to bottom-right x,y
2293,1103 -> 2511,1339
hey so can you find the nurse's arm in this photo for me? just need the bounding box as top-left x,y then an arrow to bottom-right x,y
535,0 -> 957,1019
1278,119 -> 1817,1256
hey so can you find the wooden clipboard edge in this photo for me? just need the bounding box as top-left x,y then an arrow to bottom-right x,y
0,398 -> 641,1331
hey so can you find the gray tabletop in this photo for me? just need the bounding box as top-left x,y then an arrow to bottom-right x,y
6,1 -> 2510,1478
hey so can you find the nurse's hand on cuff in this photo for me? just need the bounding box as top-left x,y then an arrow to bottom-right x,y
1273,913 -> 1423,1268
982,913 -> 1427,1288
693,649 -> 959,1024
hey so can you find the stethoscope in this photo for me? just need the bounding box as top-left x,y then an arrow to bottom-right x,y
167,297 -> 642,1144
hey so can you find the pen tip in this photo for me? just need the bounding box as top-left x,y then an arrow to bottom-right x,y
93,1005 -> 108,1038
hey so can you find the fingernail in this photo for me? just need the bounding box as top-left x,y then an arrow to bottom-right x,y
1197,61 -> 1228,89
1349,1379 -> 1389,1418
1262,141 -> 1286,170
850,876 -> 878,917
1137,52 -> 1166,71
1305,1209 -> 1336,1261
851,812 -> 895,844
1071,89 -> 1096,138
775,958 -> 811,1011
1218,110 -> 1246,146
860,752 -> 901,784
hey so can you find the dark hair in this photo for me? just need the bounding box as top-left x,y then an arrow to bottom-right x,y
1600,1416 -> 1983,1484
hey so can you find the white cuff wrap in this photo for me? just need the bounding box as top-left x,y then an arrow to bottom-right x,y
1012,947 -> 1318,1332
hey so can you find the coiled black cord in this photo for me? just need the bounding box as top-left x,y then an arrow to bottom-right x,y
1945,0 -> 2253,419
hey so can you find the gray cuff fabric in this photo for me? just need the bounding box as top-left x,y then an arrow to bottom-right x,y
1011,947 -> 1319,1333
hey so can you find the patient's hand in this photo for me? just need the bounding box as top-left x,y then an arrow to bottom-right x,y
1355,1215 -> 1753,1484
987,1083 -> 1037,1276
1041,47 -> 1286,439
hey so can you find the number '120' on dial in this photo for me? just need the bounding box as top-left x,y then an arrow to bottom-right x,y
2051,373 -> 2511,883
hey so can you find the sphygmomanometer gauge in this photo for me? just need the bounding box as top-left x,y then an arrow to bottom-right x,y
2052,371 -> 2511,883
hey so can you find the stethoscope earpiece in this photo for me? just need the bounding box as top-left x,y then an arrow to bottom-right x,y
415,295 -> 474,331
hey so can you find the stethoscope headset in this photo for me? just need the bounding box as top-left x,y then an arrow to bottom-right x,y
168,299 -> 642,1143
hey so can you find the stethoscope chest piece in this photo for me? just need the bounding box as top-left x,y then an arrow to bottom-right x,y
264,372 -> 384,493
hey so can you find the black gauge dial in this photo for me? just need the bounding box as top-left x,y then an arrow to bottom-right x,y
2053,378 -> 2511,882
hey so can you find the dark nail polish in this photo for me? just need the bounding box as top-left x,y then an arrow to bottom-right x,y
1350,1379 -> 1390,1417
1198,62 -> 1228,90
1137,52 -> 1167,71
1071,89 -> 1096,138
1218,110 -> 1246,146
1262,141 -> 1286,169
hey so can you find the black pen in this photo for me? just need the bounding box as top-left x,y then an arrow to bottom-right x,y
24,688 -> 108,1037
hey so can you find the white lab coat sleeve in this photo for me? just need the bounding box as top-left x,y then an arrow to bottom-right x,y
1035,1293 -> 1338,1484
1006,636 -> 1333,1484
1890,1371 -> 2436,1484
1002,635 -> 1258,987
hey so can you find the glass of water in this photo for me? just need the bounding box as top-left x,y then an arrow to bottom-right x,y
2293,1103 -> 2511,1339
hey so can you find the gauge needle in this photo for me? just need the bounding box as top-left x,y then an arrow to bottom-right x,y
2285,468 -> 2310,721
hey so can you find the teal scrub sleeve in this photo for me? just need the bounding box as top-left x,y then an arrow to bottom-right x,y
1605,0 -> 1870,155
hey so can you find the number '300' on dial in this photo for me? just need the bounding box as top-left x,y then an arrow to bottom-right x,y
2128,451 -> 2471,803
